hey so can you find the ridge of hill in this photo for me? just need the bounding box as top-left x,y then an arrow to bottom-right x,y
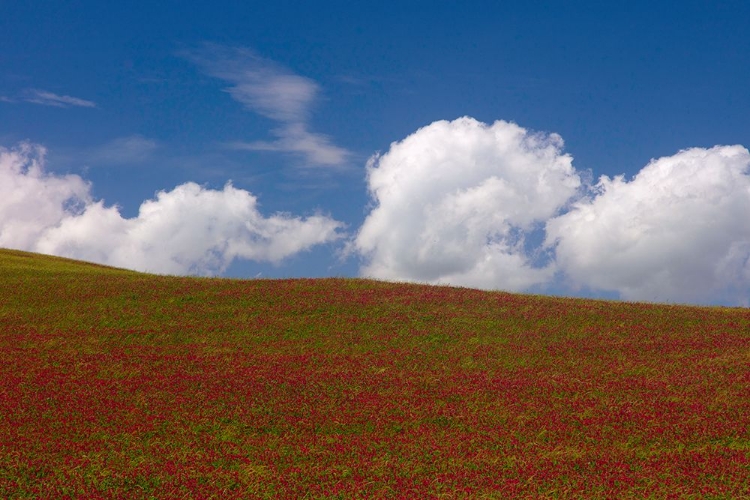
0,248 -> 137,275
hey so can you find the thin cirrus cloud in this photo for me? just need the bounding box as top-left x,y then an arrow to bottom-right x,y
355,117 -> 750,306
225,124 -> 350,167
84,135 -> 159,166
0,142 -> 345,275
23,89 -> 97,108
183,43 -> 350,167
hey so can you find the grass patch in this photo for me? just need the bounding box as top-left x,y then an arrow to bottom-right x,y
1,248 -> 749,498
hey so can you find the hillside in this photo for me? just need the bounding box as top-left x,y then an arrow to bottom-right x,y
1,248 -> 748,498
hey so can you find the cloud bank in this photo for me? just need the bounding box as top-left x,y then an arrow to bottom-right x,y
184,44 -> 349,167
4,116 -> 749,305
0,143 -> 343,275
356,117 -> 750,305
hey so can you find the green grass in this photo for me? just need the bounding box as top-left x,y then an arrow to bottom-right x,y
1,248 -> 748,498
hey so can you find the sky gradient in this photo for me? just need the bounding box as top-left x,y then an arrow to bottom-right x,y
2,1 -> 749,305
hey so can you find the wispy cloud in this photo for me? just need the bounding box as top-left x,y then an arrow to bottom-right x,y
226,124 -> 349,167
85,135 -> 158,166
182,43 -> 350,167
46,135 -> 159,175
23,89 -> 96,108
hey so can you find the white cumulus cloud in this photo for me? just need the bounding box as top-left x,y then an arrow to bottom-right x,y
354,117 -> 581,291
0,143 -> 91,249
354,117 -> 750,305
0,142 -> 344,275
546,145 -> 750,304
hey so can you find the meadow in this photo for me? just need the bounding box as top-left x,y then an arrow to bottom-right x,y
0,248 -> 748,498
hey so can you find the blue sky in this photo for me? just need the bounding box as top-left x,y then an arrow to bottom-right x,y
2,1 -> 750,305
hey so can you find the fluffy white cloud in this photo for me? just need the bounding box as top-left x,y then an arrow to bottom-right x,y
354,117 -> 581,291
546,145 -> 750,304
184,44 -> 350,167
355,118 -> 750,305
0,142 -> 344,275
0,143 -> 91,249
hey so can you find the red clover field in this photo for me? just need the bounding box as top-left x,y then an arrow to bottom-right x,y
1,248 -> 748,498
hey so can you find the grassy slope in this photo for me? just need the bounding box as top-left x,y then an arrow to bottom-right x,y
1,249 -> 749,498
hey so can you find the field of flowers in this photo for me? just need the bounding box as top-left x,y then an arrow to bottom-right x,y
1,248 -> 748,498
